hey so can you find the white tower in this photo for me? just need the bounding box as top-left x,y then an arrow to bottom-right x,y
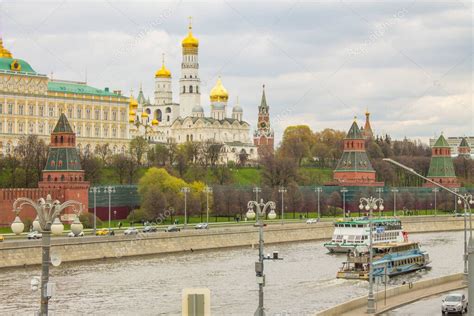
179,17 -> 201,118
154,53 -> 172,105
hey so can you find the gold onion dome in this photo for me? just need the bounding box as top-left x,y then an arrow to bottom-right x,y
151,119 -> 159,126
0,38 -> 12,58
129,95 -> 138,108
182,17 -> 199,48
141,112 -> 149,118
210,77 -> 229,102
129,117 -> 135,123
129,109 -> 136,116
155,54 -> 171,78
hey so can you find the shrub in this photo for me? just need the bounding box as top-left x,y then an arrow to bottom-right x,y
79,213 -> 102,229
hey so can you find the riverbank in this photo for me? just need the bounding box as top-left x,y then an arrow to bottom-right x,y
0,215 -> 467,269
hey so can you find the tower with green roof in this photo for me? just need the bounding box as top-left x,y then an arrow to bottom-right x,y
424,134 -> 459,188
333,118 -> 384,186
39,114 -> 90,216
458,137 -> 471,158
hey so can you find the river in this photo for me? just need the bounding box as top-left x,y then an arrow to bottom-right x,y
0,231 -> 463,315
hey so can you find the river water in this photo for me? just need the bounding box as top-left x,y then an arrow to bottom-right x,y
0,231 -> 463,315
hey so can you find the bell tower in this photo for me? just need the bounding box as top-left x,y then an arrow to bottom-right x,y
253,85 -> 274,156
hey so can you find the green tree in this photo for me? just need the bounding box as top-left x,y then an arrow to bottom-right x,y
129,136 -> 149,166
280,125 -> 315,166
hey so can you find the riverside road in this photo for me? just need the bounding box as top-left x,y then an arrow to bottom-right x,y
0,230 -> 464,315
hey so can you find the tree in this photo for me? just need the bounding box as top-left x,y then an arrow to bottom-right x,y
141,186 -> 168,220
148,144 -> 169,166
280,125 -> 315,166
14,135 -> 48,187
213,165 -> 233,185
327,191 -> 342,216
201,140 -> 223,167
95,143 -> 111,165
129,136 -> 149,166
260,152 -> 298,187
110,154 -> 137,184
79,152 -> 103,184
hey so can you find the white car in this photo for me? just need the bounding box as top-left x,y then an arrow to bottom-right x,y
27,231 -> 42,239
442,293 -> 468,314
306,218 -> 319,224
124,227 -> 139,235
67,231 -> 84,237
195,223 -> 209,229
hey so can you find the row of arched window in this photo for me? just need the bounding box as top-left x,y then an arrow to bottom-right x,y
182,85 -> 199,94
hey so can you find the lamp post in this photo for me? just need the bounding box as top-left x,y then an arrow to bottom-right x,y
383,158 -> 473,315
376,188 -> 384,217
253,186 -> 262,202
103,186 -> 115,230
458,194 -> 474,284
204,186 -> 212,224
90,187 -> 100,234
246,198 -> 278,316
181,187 -> 190,228
359,196 -> 384,314
432,188 -> 439,216
278,186 -> 287,225
11,194 -> 83,316
315,187 -> 323,220
454,188 -> 460,215
340,188 -> 348,218
391,188 -> 399,217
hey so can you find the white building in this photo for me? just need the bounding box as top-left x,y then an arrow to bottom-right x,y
129,20 -> 257,163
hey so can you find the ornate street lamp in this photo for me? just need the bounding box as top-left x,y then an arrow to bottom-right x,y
246,199 -> 278,316
11,194 -> 83,315
103,186 -> 116,231
458,193 -> 474,284
278,186 -> 287,225
90,187 -> 100,234
359,196 -> 384,314
315,187 -> 323,220
340,188 -> 348,217
253,186 -> 262,202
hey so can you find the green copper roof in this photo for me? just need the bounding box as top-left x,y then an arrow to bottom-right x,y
137,88 -> 146,104
53,113 -> 74,133
0,57 -> 37,74
334,151 -> 375,172
460,137 -> 470,148
48,81 -> 119,97
345,121 -> 363,139
259,87 -> 268,109
433,134 -> 450,147
427,156 -> 456,177
44,147 -> 82,171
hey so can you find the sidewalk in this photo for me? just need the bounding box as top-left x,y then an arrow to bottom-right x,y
339,278 -> 466,315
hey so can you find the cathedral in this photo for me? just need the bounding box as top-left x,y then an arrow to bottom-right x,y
128,20 -> 262,163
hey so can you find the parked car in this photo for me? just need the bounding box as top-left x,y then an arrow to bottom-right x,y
0,235 -> 4,242
142,226 -> 158,233
253,223 -> 267,227
195,223 -> 209,230
442,293 -> 468,314
96,228 -> 114,236
124,227 -> 139,235
165,225 -> 181,232
306,218 -> 319,224
67,231 -> 84,237
27,231 -> 42,239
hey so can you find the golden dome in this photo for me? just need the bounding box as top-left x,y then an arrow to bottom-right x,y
155,54 -> 171,78
210,77 -> 229,102
181,17 -> 199,48
0,38 -> 12,58
129,95 -> 138,108
129,117 -> 135,123
129,109 -> 136,116
141,112 -> 149,118
151,119 -> 159,126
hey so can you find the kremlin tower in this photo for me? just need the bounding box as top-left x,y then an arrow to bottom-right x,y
154,54 -> 172,105
362,109 -> 374,139
333,118 -> 383,187
253,85 -> 274,156
424,134 -> 459,188
458,137 -> 471,158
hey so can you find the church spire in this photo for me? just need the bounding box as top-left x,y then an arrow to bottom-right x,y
363,107 -> 373,139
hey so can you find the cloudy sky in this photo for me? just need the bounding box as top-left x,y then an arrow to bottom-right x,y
0,0 -> 471,145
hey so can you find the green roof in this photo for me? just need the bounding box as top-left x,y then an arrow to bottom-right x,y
346,121 -> 363,139
460,137 -> 470,148
259,87 -> 268,109
44,147 -> 82,171
53,113 -> 73,133
433,134 -> 450,147
334,151 -> 375,172
0,57 -> 37,74
427,156 -> 456,177
48,81 -> 120,97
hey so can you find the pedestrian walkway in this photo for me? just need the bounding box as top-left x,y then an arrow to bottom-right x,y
339,278 -> 466,315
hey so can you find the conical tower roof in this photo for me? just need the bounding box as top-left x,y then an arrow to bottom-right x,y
53,113 -> 73,133
137,86 -> 146,104
433,134 -> 450,147
259,85 -> 268,109
346,120 -> 363,139
460,137 -> 470,148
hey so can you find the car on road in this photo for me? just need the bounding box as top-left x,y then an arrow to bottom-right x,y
0,235 -> 4,242
195,223 -> 209,230
306,218 -> 319,224
124,227 -> 139,235
67,231 -> 84,237
165,225 -> 180,232
96,228 -> 114,236
442,293 -> 468,314
27,231 -> 42,239
455,213 -> 470,217
142,226 -> 158,233
253,223 -> 267,227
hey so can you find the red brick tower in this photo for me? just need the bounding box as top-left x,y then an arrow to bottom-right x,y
38,113 -> 90,220
423,134 -> 459,188
333,118 -> 384,186
458,137 -> 471,158
253,85 -> 274,156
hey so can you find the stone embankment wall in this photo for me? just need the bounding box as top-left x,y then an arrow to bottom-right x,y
0,216 -> 466,269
